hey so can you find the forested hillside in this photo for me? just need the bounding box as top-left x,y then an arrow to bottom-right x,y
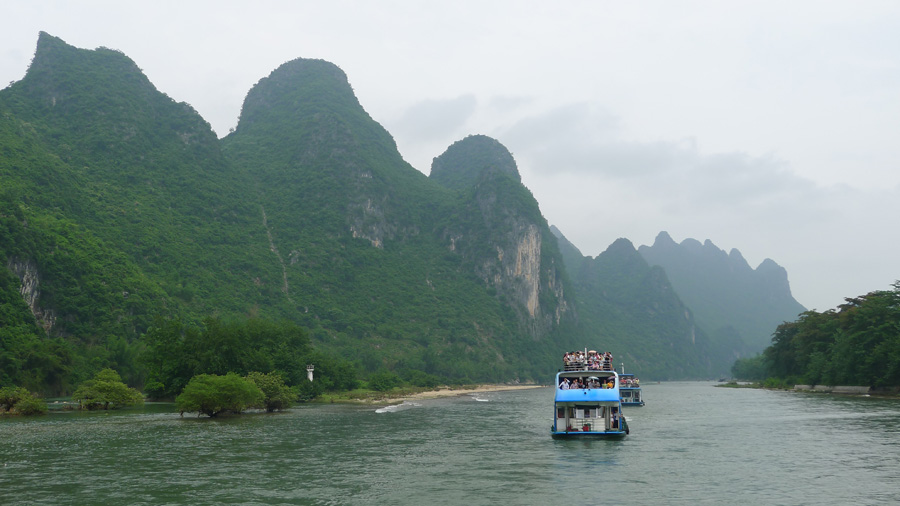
553,227 -> 734,378
1,33 -> 808,395
221,58 -> 574,382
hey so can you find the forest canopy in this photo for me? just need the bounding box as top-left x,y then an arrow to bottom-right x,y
732,282 -> 900,387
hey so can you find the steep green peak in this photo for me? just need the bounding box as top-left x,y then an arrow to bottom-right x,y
18,32 -> 155,103
235,57 -> 364,134
430,135 -> 521,191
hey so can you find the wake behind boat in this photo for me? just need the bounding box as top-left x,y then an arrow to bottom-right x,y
551,349 -> 628,438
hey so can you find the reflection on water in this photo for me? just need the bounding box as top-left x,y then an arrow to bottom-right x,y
2,384 -> 899,505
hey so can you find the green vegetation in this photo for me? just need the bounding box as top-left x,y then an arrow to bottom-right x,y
732,282 -> 900,387
140,316 -> 353,399
2,32 -> 813,400
0,385 -> 48,415
72,368 -> 143,410
175,373 -> 264,417
246,371 -> 296,412
555,232 -> 732,379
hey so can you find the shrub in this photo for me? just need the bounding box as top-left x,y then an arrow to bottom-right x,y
368,370 -> 401,392
0,386 -> 47,415
72,368 -> 144,410
0,386 -> 31,412
13,395 -> 48,415
246,371 -> 296,412
175,373 -> 264,417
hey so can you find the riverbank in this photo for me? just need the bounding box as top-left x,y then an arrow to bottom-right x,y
316,384 -> 546,404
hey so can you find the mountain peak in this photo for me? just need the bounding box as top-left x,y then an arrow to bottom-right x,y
429,135 -> 520,190
235,57 -> 365,135
652,231 -> 677,248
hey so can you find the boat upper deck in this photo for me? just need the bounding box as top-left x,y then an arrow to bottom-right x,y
562,349 -> 614,372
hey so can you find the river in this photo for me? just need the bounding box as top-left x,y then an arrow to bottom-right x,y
1,382 -> 898,505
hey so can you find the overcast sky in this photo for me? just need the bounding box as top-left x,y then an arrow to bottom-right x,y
3,1 -> 898,312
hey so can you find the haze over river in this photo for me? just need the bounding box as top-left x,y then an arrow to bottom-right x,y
2,382 -> 898,505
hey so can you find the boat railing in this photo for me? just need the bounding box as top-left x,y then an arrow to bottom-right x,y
563,363 -> 614,372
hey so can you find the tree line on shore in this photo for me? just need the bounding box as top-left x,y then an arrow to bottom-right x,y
731,282 -> 900,388
1,315 -> 449,417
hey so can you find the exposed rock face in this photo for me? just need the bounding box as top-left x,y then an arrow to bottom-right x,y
7,258 -> 55,332
431,135 -> 572,338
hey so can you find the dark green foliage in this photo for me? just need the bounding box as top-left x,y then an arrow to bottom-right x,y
10,393 -> 48,415
72,368 -> 144,410
367,369 -> 401,391
175,373 -> 264,417
430,135 -> 521,191
0,386 -> 47,415
0,386 -> 30,411
730,354 -> 768,381
246,371 -> 296,412
1,33 -> 809,394
141,317 -> 319,398
760,282 -> 900,387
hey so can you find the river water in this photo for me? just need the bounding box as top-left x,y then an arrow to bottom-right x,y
1,382 -> 899,505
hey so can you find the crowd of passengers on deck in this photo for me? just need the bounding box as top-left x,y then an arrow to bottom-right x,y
558,376 -> 616,390
620,376 -> 640,387
563,350 -> 613,371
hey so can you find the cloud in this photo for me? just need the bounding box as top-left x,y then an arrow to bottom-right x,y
391,94 -> 477,143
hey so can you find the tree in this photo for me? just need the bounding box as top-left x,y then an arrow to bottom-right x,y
12,394 -> 48,415
246,371 -> 296,412
368,369 -> 401,392
0,386 -> 31,412
175,373 -> 264,417
72,368 -> 144,410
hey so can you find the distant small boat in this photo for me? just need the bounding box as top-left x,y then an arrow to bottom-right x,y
551,349 -> 628,438
618,363 -> 644,407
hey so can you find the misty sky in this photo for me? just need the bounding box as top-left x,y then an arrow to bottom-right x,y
3,1 -> 898,312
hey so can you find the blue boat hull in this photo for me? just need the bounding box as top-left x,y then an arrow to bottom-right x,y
550,429 -> 627,438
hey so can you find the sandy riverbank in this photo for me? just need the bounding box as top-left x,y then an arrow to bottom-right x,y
380,384 -> 546,404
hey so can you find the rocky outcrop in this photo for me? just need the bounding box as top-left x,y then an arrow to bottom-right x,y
6,258 -> 55,332
431,135 -> 572,338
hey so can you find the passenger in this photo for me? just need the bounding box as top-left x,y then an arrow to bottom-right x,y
559,378 -> 570,390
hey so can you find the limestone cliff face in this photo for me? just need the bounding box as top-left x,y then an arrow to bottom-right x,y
6,257 -> 55,333
431,135 -> 572,338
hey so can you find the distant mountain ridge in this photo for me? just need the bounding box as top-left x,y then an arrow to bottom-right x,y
638,231 -> 806,353
1,33 -> 805,391
552,227 -> 737,379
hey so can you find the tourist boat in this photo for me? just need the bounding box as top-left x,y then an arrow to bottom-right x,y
618,364 -> 644,407
551,350 -> 628,438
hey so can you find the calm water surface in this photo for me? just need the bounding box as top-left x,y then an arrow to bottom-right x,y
2,382 -> 899,505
